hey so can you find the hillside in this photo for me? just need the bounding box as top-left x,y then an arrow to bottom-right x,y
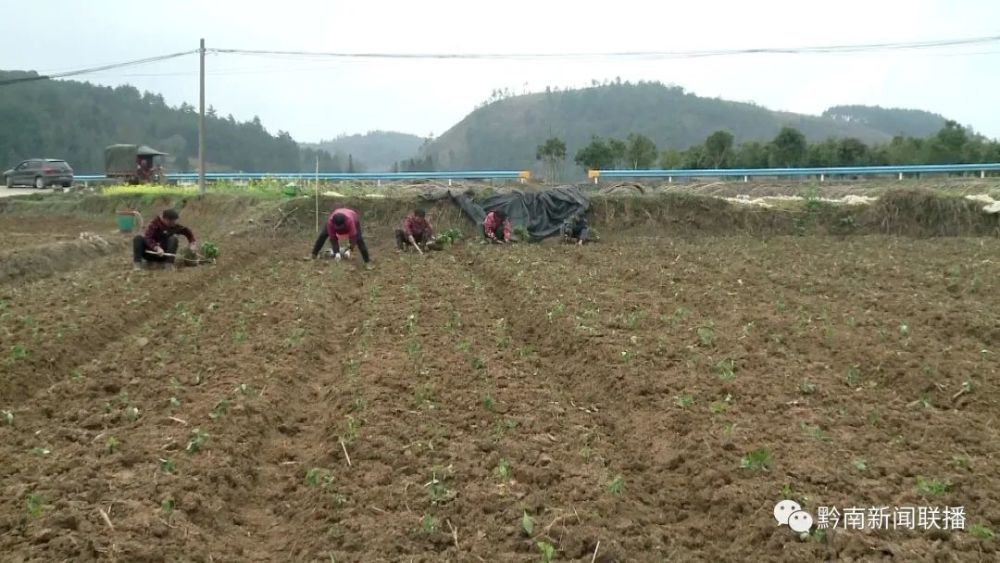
822,105 -> 946,138
419,82 -> 953,170
0,70 -> 338,174
307,131 -> 426,172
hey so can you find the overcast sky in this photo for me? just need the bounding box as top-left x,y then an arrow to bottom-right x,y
2,0 -> 999,141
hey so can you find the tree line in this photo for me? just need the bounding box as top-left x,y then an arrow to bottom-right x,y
557,121 -> 1000,173
0,71 -> 360,173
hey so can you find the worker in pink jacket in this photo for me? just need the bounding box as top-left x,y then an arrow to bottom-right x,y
310,208 -> 371,263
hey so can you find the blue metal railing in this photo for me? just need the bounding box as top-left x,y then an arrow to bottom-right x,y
594,163 -> 1000,180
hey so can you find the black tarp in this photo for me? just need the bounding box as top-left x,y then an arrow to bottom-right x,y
450,186 -> 589,240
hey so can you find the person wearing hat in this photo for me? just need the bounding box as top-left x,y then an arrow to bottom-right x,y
395,208 -> 434,252
310,207 -> 371,264
483,209 -> 512,244
132,208 -> 196,270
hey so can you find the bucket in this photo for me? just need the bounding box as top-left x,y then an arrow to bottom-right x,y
116,211 -> 139,233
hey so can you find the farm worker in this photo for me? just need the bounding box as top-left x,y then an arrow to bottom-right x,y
132,209 -> 196,270
561,212 -> 589,245
395,208 -> 433,252
483,209 -> 512,244
310,207 -> 372,264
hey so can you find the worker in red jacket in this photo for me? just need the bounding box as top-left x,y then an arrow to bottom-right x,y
395,208 -> 433,252
310,207 -> 371,263
132,209 -> 196,270
483,209 -> 512,243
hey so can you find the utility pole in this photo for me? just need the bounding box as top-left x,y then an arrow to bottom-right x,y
198,38 -> 206,194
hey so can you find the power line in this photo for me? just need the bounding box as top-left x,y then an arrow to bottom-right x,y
211,33 -> 1000,61
0,50 -> 198,86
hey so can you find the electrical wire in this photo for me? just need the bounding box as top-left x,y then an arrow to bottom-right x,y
3,32 -> 998,86
210,33 -> 1000,61
0,50 -> 198,86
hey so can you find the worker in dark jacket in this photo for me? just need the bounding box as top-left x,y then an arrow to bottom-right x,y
561,212 -> 589,245
310,208 -> 371,264
395,208 -> 433,252
483,209 -> 512,243
132,209 -> 196,269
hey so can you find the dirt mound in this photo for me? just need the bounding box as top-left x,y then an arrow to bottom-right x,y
599,182 -> 646,197
0,232 -> 117,284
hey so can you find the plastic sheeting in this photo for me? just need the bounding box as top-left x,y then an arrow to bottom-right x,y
450,186 -> 589,240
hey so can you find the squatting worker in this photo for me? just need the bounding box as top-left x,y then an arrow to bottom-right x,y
483,209 -> 512,244
311,207 -> 372,264
132,209 -> 196,270
395,208 -> 433,251
562,211 -> 589,245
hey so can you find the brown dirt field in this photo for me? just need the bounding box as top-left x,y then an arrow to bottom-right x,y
1,214 -> 1000,562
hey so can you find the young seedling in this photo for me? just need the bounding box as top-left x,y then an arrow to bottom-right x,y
521,511 -> 535,536
801,422 -> 830,442
125,406 -> 140,422
852,459 -> 867,472
480,394 -> 495,411
344,415 -> 362,442
169,397 -> 181,408
709,400 -> 729,414
495,459 -> 512,480
970,523 -> 995,540
951,455 -> 971,471
161,498 -> 175,515
1,410 -> 12,426
237,383 -> 255,397
715,359 -> 735,381
673,395 -> 694,409
425,471 -> 456,505
697,325 -> 715,347
915,477 -> 951,497
200,242 -> 219,259
420,514 -> 440,534
350,398 -> 366,412
26,493 -> 43,518
105,436 -> 120,453
740,449 -> 772,471
9,344 -> 29,361
845,365 -> 862,388
624,311 -> 644,330
537,541 -> 556,563
30,447 -> 51,456
799,380 -> 817,395
305,468 -> 335,489
159,458 -> 176,474
210,399 -> 230,420
608,474 -> 625,495
186,429 -> 209,453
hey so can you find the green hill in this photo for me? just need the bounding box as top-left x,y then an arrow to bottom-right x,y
0,70 -> 339,174
307,131 -> 426,172
822,105 -> 946,138
419,82 -> 953,170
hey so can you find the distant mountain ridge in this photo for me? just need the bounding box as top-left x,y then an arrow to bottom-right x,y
307,131 -> 426,172
418,82 -> 952,170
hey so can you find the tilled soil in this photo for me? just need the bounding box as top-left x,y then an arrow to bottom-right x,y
1,218 -> 999,562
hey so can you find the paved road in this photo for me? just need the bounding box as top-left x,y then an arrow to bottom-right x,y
1,187 -> 52,198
